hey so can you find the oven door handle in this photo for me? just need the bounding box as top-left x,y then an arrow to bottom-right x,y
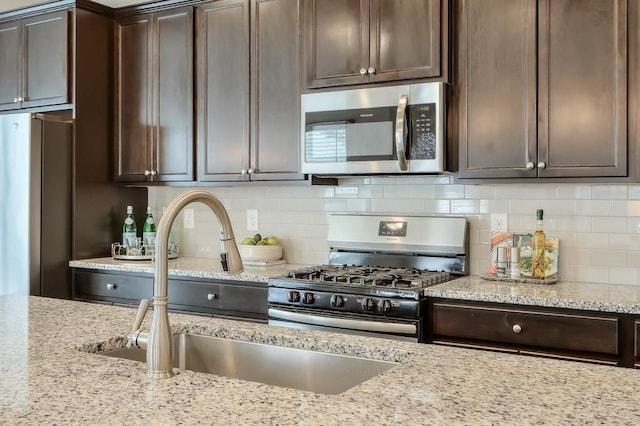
395,94 -> 409,171
268,308 -> 417,336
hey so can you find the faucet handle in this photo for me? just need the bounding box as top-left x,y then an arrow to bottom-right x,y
127,299 -> 150,348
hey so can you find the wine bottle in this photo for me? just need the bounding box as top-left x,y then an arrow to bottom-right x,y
531,209 -> 546,279
142,206 -> 157,246
122,206 -> 137,248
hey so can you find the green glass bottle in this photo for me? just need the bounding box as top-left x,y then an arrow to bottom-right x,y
142,206 -> 157,246
122,205 -> 137,249
531,209 -> 546,279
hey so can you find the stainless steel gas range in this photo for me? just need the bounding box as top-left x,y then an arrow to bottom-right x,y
268,214 -> 469,342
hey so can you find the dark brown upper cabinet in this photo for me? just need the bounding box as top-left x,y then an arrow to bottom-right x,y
197,0 -> 304,182
0,9 -> 70,111
304,0 -> 444,89
456,0 -> 631,179
115,7 -> 194,183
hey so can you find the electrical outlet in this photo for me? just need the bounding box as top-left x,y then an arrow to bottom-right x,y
490,213 -> 508,234
247,209 -> 259,231
183,208 -> 194,229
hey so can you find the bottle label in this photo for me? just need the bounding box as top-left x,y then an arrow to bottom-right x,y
122,232 -> 137,247
146,218 -> 155,225
125,217 -> 134,226
143,232 -> 156,246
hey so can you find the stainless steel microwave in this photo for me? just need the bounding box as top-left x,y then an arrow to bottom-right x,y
301,82 -> 445,175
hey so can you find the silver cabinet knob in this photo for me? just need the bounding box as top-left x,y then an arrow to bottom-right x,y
144,170 -> 151,176
360,68 -> 367,75
13,97 -> 18,103
150,170 -> 158,176
241,169 -> 247,175
207,293 -> 216,300
526,162 -> 535,170
537,162 -> 546,169
247,168 -> 255,175
368,67 -> 376,75
106,283 -> 117,290
512,324 -> 522,334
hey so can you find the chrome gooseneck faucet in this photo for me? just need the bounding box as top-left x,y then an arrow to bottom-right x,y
128,190 -> 244,380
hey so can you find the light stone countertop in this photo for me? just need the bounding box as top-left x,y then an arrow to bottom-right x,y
426,275 -> 640,314
69,256 -> 309,283
1,295 -> 639,425
71,257 -> 640,315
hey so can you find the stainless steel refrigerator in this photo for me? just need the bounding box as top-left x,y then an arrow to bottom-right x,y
0,112 -> 72,297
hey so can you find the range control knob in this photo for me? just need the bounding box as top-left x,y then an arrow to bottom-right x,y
330,294 -> 344,308
302,292 -> 315,304
380,299 -> 392,313
288,291 -> 300,303
362,297 -> 376,311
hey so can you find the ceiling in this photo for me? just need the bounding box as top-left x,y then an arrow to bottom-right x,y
0,0 -> 149,13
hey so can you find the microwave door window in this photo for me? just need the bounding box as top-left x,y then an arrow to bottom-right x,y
345,122 -> 394,161
305,123 -> 347,163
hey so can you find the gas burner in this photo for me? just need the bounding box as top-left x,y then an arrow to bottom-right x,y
286,264 -> 450,290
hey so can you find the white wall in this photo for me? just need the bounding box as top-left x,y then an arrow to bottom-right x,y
148,177 -> 640,285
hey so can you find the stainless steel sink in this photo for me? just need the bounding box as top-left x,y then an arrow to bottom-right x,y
99,333 -> 398,395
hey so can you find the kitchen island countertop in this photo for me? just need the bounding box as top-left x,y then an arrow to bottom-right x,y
1,295 -> 639,425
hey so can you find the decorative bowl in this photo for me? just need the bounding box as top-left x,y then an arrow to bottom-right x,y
239,244 -> 283,262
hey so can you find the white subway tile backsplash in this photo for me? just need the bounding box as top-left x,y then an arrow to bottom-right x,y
592,185 -> 628,200
451,199 -> 478,214
436,184 -> 465,199
610,201 -> 640,217
575,233 -> 609,250
525,185 -> 559,200
558,184 -> 592,199
149,180 -> 640,285
591,217 -> 628,233
576,200 -> 610,216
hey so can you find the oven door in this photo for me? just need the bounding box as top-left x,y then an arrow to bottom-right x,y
268,306 -> 420,342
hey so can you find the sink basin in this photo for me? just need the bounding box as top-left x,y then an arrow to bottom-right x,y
99,333 -> 398,395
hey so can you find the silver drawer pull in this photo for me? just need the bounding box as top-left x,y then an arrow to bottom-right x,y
512,324 -> 522,334
106,283 -> 117,290
207,293 -> 216,300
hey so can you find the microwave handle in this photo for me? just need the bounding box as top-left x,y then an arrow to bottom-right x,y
395,94 -> 409,171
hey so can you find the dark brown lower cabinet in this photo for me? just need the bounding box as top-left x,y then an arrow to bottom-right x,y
72,269 -> 267,322
635,320 -> 640,368
426,299 -> 621,366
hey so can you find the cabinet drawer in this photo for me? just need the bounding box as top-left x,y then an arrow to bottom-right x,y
169,280 -> 222,310
169,279 -> 267,315
432,303 -> 618,355
74,270 -> 153,301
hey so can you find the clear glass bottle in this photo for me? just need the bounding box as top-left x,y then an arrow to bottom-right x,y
142,206 -> 157,246
122,205 -> 137,249
531,209 -> 546,279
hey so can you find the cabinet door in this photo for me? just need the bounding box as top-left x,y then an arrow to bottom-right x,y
21,10 -> 70,109
153,7 -> 194,182
115,14 -> 153,181
0,20 -> 21,111
456,0 -> 537,179
304,0 -> 370,88
250,0 -> 304,181
537,0 -> 627,177
196,0 -> 250,182
369,0 -> 441,82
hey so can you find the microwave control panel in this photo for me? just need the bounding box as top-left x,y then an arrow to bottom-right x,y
409,103 -> 436,160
